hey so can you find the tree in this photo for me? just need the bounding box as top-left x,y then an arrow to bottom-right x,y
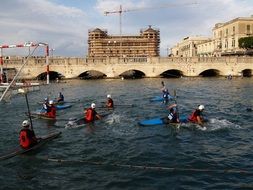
239,37 -> 253,50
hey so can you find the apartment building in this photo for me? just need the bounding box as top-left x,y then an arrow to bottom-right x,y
197,15 -> 253,57
170,36 -> 211,57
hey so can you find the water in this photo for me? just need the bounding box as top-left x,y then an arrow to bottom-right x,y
0,78 -> 253,189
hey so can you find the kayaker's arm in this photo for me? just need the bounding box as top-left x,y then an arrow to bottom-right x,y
196,116 -> 204,127
96,114 -> 102,120
167,103 -> 177,110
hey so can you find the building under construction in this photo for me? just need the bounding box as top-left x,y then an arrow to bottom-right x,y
88,25 -> 160,58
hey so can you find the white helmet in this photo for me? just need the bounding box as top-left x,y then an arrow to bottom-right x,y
91,103 -> 96,109
49,100 -> 54,104
107,94 -> 111,98
198,105 -> 205,110
22,120 -> 30,127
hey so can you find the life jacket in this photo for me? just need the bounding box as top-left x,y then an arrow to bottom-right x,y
168,113 -> 174,121
58,94 -> 64,102
46,106 -> 56,118
19,129 -> 35,149
168,108 -> 178,123
188,110 -> 198,122
85,108 -> 95,122
107,98 -> 114,108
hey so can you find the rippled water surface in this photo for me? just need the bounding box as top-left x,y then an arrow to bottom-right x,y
0,78 -> 253,189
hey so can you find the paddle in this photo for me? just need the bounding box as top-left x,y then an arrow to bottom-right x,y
18,88 -> 34,131
173,89 -> 180,129
98,103 -> 134,108
161,81 -> 165,88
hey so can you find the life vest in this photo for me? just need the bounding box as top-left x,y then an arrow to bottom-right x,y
85,108 -> 94,122
188,110 -> 198,122
107,98 -> 114,108
19,129 -> 34,148
46,106 -> 56,118
58,94 -> 64,102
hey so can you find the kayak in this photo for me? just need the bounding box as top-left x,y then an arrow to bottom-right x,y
65,113 -> 112,129
150,95 -> 174,102
37,99 -> 80,105
29,111 -> 56,120
37,103 -> 72,110
139,115 -> 208,130
139,115 -> 188,126
56,104 -> 72,110
0,131 -> 61,161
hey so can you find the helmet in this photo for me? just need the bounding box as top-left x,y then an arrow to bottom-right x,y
44,97 -> 48,101
107,94 -> 111,98
49,100 -> 54,104
22,120 -> 30,127
198,105 -> 205,110
91,103 -> 96,109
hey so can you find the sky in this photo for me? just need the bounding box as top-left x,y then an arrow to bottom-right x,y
0,0 -> 253,57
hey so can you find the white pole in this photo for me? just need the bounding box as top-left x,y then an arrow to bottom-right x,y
0,48 -> 3,83
46,45 -> 49,84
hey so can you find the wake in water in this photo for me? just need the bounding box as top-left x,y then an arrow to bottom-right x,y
206,118 -> 241,131
180,118 -> 241,131
104,113 -> 139,136
105,113 -> 121,125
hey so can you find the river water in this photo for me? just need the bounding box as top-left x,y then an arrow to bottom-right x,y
0,77 -> 253,189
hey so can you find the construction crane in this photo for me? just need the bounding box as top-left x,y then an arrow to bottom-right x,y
104,2 -> 198,36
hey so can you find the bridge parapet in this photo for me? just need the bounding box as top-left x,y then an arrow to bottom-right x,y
1,56 -> 253,79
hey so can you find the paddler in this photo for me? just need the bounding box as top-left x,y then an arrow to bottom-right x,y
42,97 -> 50,111
44,100 -> 56,119
19,120 -> 39,149
106,94 -> 114,108
188,105 -> 205,128
166,103 -> 179,123
57,92 -> 64,103
162,88 -> 171,104
84,103 -> 101,123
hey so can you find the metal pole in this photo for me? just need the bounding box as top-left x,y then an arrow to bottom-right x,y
24,92 -> 34,131
0,48 -> 3,83
46,45 -> 49,84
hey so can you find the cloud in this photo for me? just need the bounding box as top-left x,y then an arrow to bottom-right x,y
0,0 -> 87,56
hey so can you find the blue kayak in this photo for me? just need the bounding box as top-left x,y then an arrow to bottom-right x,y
56,104 -> 72,110
150,95 -> 174,102
139,115 -> 189,126
36,103 -> 72,114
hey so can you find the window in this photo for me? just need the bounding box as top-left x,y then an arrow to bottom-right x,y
219,30 -> 222,37
246,25 -> 251,34
232,39 -> 235,47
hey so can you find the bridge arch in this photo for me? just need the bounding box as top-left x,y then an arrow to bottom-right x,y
119,69 -> 145,79
241,69 -> 252,77
160,69 -> 184,78
78,70 -> 106,79
36,71 -> 64,80
199,69 -> 221,77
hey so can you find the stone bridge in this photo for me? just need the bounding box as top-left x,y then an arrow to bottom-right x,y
2,56 -> 253,80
